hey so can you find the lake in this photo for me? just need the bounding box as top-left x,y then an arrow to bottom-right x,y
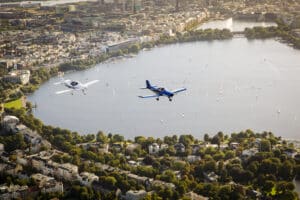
28,37 -> 300,139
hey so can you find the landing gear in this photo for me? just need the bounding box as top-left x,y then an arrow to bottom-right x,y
82,89 -> 87,95
156,97 -> 159,101
169,98 -> 172,102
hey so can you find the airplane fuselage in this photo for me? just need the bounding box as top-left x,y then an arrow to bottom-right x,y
138,80 -> 186,101
64,80 -> 86,90
148,86 -> 174,101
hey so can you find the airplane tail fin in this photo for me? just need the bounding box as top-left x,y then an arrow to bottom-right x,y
146,80 -> 151,88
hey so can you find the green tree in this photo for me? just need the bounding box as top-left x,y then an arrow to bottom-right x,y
96,131 -> 108,143
260,139 -> 271,152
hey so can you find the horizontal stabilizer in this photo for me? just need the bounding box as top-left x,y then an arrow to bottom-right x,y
56,89 -> 72,94
138,95 -> 159,99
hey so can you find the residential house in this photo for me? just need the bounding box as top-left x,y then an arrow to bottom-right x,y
203,172 -> 219,182
246,189 -> 262,199
3,70 -> 30,85
5,163 -> 23,176
16,154 -> 28,166
184,191 -> 209,200
242,148 -> 259,157
151,180 -> 175,189
124,190 -> 147,200
1,115 -> 19,133
76,142 -> 108,153
126,143 -> 140,153
186,155 -> 201,163
0,184 -> 28,200
160,143 -> 168,150
294,154 -> 300,162
148,143 -> 160,154
110,143 -> 123,152
30,156 -> 47,172
21,128 -> 51,153
191,144 -> 200,154
219,144 -> 229,150
31,173 -> 63,193
284,149 -> 298,158
127,173 -> 149,184
200,143 -> 218,149
229,142 -> 239,149
79,172 -> 99,186
174,143 -> 185,153
128,160 -> 138,166
55,163 -> 78,181
106,38 -> 139,53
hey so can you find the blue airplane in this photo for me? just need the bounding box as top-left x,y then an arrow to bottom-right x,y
138,80 -> 187,101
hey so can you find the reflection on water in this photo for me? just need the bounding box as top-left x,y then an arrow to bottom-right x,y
27,37 -> 300,139
198,18 -> 277,31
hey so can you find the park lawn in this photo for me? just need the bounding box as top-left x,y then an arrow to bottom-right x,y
4,98 -> 24,109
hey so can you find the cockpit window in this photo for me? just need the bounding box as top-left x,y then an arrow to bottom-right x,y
158,88 -> 165,92
70,81 -> 78,86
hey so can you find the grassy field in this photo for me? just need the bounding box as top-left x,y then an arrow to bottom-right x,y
4,98 -> 24,109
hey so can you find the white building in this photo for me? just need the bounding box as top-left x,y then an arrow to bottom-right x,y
79,172 -> 99,186
1,115 -> 19,133
124,190 -> 147,200
0,184 -> 28,200
242,148 -> 259,157
55,163 -> 78,181
148,143 -> 160,154
31,173 -> 63,193
3,70 -> 30,85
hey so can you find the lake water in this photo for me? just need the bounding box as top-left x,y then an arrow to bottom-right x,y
28,37 -> 300,139
198,18 -> 277,31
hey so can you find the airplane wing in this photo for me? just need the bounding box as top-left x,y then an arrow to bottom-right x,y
138,95 -> 159,99
140,85 -> 157,89
171,88 -> 187,94
84,80 -> 99,87
55,89 -> 72,94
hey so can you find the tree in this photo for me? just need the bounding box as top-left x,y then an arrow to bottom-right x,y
128,44 -> 140,53
211,136 -> 221,147
99,176 -> 117,189
111,134 -> 124,143
96,131 -> 108,143
218,185 -> 232,200
179,135 -> 194,147
217,132 -> 224,142
279,160 -> 294,181
160,170 -> 176,183
204,134 -> 210,142
261,180 -> 275,194
203,160 -> 217,172
260,159 -> 278,175
225,150 -> 235,160
260,139 -> 271,152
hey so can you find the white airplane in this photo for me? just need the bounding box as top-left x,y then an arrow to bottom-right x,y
55,79 -> 99,95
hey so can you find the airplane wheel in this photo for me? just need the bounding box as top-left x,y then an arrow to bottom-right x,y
169,98 -> 172,101
156,98 -> 159,101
